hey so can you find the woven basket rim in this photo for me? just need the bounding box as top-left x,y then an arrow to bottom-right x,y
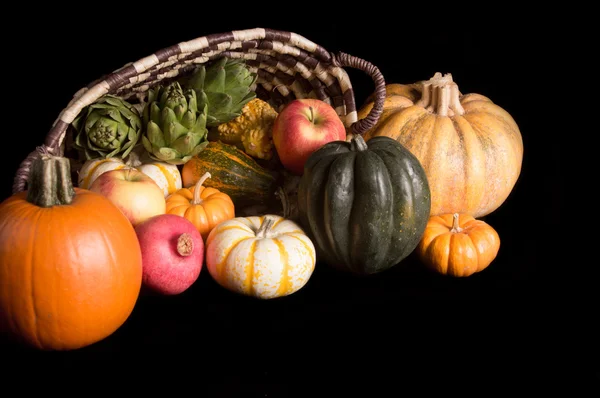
12,27 -> 387,194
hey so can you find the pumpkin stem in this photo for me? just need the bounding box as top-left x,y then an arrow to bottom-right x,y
176,233 -> 194,256
415,72 -> 465,117
26,151 -> 75,208
351,135 -> 369,152
192,172 -> 211,205
125,151 -> 142,167
450,213 -> 463,233
256,215 -> 277,238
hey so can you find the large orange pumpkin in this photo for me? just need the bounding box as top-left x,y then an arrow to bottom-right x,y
0,150 -> 143,350
358,72 -> 524,218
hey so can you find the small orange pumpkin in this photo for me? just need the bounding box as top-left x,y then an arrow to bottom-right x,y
165,172 -> 235,240
0,150 -> 142,350
416,213 -> 500,277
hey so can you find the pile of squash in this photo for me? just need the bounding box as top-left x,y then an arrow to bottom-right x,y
0,71 -> 523,351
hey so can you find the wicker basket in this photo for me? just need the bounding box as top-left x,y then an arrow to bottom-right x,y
12,27 -> 386,195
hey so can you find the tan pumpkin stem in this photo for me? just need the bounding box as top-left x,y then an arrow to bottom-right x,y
27,150 -> 75,208
256,215 -> 277,238
177,233 -> 194,256
415,72 -> 465,117
450,213 -> 463,233
192,172 -> 211,205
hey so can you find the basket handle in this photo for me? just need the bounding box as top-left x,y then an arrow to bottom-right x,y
331,51 -> 386,136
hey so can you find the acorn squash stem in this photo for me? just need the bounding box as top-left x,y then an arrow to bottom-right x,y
351,135 -> 368,152
26,148 -> 75,208
192,172 -> 211,205
415,72 -> 465,117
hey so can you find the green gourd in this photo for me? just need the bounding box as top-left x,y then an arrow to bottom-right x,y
297,134 -> 431,275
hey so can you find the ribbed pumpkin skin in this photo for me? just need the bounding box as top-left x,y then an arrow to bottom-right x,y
359,81 -> 524,218
416,213 -> 500,277
205,215 -> 316,299
0,188 -> 143,350
166,184 -> 235,241
181,141 -> 279,207
297,135 -> 431,275
78,157 -> 182,197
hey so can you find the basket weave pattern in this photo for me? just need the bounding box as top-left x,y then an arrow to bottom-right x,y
13,27 -> 386,194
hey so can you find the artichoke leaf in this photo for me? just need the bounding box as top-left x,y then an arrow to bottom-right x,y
165,121 -> 190,145
170,132 -> 202,156
204,67 -> 226,93
146,121 -> 166,148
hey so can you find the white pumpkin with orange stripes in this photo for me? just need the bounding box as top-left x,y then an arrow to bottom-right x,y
78,151 -> 182,197
206,214 -> 316,300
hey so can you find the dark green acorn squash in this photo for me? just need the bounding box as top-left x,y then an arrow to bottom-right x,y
297,134 -> 431,275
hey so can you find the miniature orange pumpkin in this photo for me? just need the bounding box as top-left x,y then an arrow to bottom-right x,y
165,172 -> 235,240
0,150 -> 143,350
416,213 -> 500,277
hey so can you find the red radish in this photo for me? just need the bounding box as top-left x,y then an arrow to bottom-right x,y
134,214 -> 204,295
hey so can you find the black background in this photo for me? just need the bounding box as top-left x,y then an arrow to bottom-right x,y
0,8 -> 575,389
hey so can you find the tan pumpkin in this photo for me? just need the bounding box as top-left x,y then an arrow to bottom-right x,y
416,213 -> 500,277
357,72 -> 524,218
78,151 -> 182,197
205,215 -> 316,299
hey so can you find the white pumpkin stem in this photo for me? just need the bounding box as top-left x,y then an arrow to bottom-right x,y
415,72 -> 465,117
177,233 -> 194,256
450,213 -> 463,233
125,151 -> 142,167
256,215 -> 277,238
192,172 -> 211,205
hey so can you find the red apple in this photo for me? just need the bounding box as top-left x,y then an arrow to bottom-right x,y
135,214 -> 204,295
89,168 -> 166,227
272,98 -> 347,175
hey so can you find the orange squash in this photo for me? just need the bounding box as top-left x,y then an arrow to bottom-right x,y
0,150 -> 143,350
358,72 -> 524,218
416,213 -> 500,277
165,172 -> 235,240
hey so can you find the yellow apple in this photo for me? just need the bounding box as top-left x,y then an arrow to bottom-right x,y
272,99 -> 347,175
89,168 -> 166,226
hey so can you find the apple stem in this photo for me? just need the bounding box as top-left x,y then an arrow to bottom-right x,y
177,233 -> 194,256
450,213 -> 463,233
192,172 -> 211,205
308,106 -> 314,123
256,215 -> 277,239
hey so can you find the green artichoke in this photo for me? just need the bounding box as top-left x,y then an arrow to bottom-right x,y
72,95 -> 142,160
141,81 -> 209,165
185,57 -> 257,127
